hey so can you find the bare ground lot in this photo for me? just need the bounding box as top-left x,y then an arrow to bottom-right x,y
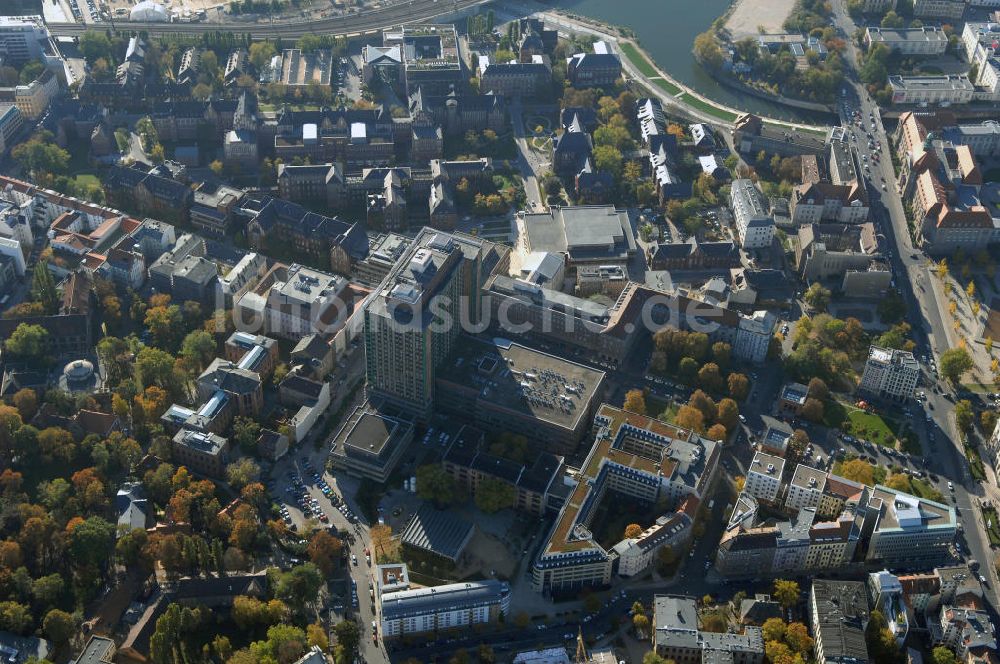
724,0 -> 797,41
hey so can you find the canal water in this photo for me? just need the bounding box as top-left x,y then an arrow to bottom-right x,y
551,0 -> 828,122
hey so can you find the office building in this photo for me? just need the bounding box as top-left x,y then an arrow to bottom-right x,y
865,26 -> 949,55
865,484 -> 957,566
531,404 -> 719,593
913,0 -> 966,19
730,179 -> 774,249
860,345 -> 920,399
433,336 -> 605,455
329,403 -> 414,482
0,16 -> 50,64
364,228 -> 507,421
889,75 -> 975,105
377,571 -> 510,638
171,429 -> 230,478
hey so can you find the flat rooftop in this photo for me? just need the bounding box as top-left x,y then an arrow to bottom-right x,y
871,484 -> 956,532
435,336 -> 605,433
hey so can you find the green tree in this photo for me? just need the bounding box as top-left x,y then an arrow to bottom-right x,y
592,145 -> 624,178
4,323 -> 48,364
415,464 -> 457,507
273,563 -> 324,614
226,458 -> 260,491
42,609 -> 76,644
31,263 -> 59,313
804,283 -> 831,312
179,329 -> 216,373
332,620 -> 359,664
955,399 -> 975,432
474,477 -> 515,513
940,348 -> 973,383
233,416 -> 262,454
694,30 -> 723,69
68,516 -> 115,569
932,647 -> 957,664
772,579 -> 800,609
78,31 -> 112,64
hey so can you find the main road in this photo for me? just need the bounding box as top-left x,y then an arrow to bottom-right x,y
45,0 -> 491,38
830,0 -> 999,607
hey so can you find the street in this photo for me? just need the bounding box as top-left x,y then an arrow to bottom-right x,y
830,0 -> 999,607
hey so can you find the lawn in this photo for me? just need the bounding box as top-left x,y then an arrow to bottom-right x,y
72,173 -> 101,189
841,404 -> 899,447
678,93 -> 738,122
966,441 -> 986,481
620,42 -> 658,78
647,394 -> 678,423
983,506 -> 1000,547
652,77 -> 682,96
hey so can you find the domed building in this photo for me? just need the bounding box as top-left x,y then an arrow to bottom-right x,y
60,358 -> 101,393
129,1 -> 169,22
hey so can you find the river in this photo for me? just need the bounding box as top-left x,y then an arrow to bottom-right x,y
550,0 -> 829,122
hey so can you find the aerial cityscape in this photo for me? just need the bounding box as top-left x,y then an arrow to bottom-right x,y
0,0 -> 999,662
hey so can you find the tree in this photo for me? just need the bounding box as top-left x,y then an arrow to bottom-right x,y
772,579 -> 800,609
306,623 -> 328,651
42,609 -> 76,644
78,31 -> 112,64
623,389 -> 647,415
592,145 -> 623,178
716,398 -> 740,431
728,373 -> 750,400
675,405 -> 705,432
145,304 -> 183,349
11,389 -> 37,421
697,363 -> 725,393
807,377 -> 829,401
940,348 -> 973,383
68,516 -> 115,569
307,530 -> 342,575
179,330 -> 217,373
209,160 -> 224,176
5,323 -> 48,364
955,399 -> 975,433
762,617 -> 786,643
801,397 -> 824,423
475,477 -> 515,513
706,424 -> 727,442
231,416 -> 262,455
839,458 -> 876,486
932,647 -> 957,664
332,621 -> 359,664
624,523 -> 643,539
804,283 -> 831,311
226,458 -> 260,490
633,613 -> 650,635
273,563 -> 324,614
415,464 -> 457,507
694,30 -> 723,69
31,264 -> 59,313
785,622 -> 813,655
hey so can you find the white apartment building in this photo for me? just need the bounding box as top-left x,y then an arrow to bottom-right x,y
865,27 -> 949,55
745,452 -> 785,503
785,464 -> 827,513
734,310 -> 776,364
860,345 -> 920,399
730,179 -> 775,249
0,236 -> 25,276
378,576 -> 511,638
889,75 -> 975,105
